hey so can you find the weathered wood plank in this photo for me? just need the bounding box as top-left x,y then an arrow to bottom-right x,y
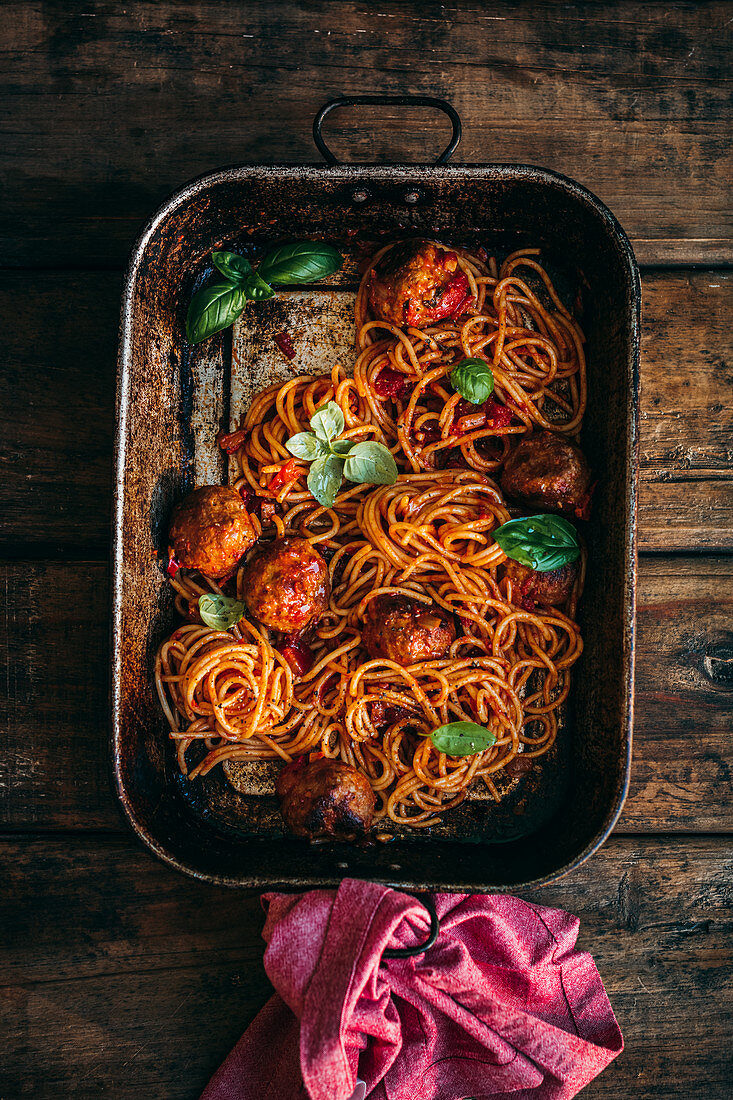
0,270 -> 731,554
0,834 -> 730,1098
0,1 -> 730,267
639,271 -> 733,551
1,557 -> 730,831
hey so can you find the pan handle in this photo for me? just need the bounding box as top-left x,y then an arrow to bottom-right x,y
313,95 -> 462,166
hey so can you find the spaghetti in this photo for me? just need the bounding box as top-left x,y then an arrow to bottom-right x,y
157,243 -> 586,828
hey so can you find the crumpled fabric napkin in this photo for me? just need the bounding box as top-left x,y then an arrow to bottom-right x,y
201,879 -> 623,1100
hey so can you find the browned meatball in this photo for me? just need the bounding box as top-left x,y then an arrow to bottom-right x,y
500,431 -> 592,519
276,757 -> 376,839
241,536 -> 329,632
362,594 -> 456,665
504,558 -> 578,610
169,486 -> 259,579
367,240 -> 470,328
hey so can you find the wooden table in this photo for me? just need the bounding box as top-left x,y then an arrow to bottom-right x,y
1,3 -> 731,1096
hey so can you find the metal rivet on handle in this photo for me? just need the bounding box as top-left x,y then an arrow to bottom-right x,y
403,188 -> 423,204
351,188 -> 370,204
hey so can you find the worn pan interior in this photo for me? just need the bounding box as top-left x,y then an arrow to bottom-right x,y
113,165 -> 639,890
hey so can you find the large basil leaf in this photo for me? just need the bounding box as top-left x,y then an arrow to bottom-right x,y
310,401 -> 345,443
343,441 -> 398,487
258,241 -> 343,286
211,250 -> 253,284
493,514 -> 580,572
286,432 -> 328,461
450,358 -> 495,405
430,721 -> 497,756
198,594 -> 246,630
307,454 -> 345,508
186,282 -> 247,345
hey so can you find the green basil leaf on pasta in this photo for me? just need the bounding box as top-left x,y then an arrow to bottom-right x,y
430,721 -> 497,757
186,282 -> 248,345
285,432 -> 328,461
198,594 -> 246,630
450,358 -> 495,404
329,439 -> 355,456
307,453 -> 345,508
493,514 -> 580,572
310,401 -> 345,444
343,441 -> 398,487
211,250 -> 253,285
258,241 -> 343,286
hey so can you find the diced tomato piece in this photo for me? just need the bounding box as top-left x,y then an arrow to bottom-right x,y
373,367 -> 413,400
485,397 -> 513,429
455,396 -> 513,435
267,457 -> 300,494
274,331 -> 296,361
216,427 -> 248,454
426,272 -> 471,323
279,639 -> 314,677
166,555 -> 181,577
370,701 -> 411,729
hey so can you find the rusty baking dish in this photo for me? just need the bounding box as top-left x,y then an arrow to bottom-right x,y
112,97 -> 639,890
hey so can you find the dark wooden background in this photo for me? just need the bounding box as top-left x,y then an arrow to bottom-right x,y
1,3 -> 731,1097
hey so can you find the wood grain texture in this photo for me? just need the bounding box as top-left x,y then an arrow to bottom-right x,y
1,834 -> 730,1098
1,270 -> 731,555
1,557 -> 730,831
1,1 -> 731,268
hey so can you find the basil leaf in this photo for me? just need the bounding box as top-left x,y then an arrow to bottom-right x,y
258,241 -> 343,286
286,432 -> 328,461
329,439 -> 355,456
307,454 -> 344,508
343,441 -> 398,487
450,358 -> 495,404
493,514 -> 580,572
310,401 -> 345,443
430,721 -> 497,757
211,250 -> 253,284
241,271 -> 275,301
198,594 -> 246,630
186,282 -> 247,345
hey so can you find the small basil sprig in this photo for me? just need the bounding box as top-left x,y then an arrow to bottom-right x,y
450,358 -> 495,404
493,514 -> 580,572
430,721 -> 497,756
186,241 -> 344,345
285,400 -> 398,508
198,594 -> 245,630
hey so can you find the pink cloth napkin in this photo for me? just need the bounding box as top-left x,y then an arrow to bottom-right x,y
201,880 -> 623,1100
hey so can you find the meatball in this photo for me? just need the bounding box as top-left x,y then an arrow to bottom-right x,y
504,558 -> 578,610
169,485 -> 258,579
241,536 -> 329,632
367,240 -> 470,328
362,594 -> 456,665
276,757 -> 376,839
500,431 -> 592,518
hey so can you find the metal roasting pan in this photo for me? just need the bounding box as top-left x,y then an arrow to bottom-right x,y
112,97 -> 639,890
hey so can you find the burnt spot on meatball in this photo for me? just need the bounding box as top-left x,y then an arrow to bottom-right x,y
276,757 -> 376,839
500,431 -> 591,519
503,558 -> 578,610
169,485 -> 259,579
367,240 -> 470,329
241,536 -> 330,632
361,594 -> 456,665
